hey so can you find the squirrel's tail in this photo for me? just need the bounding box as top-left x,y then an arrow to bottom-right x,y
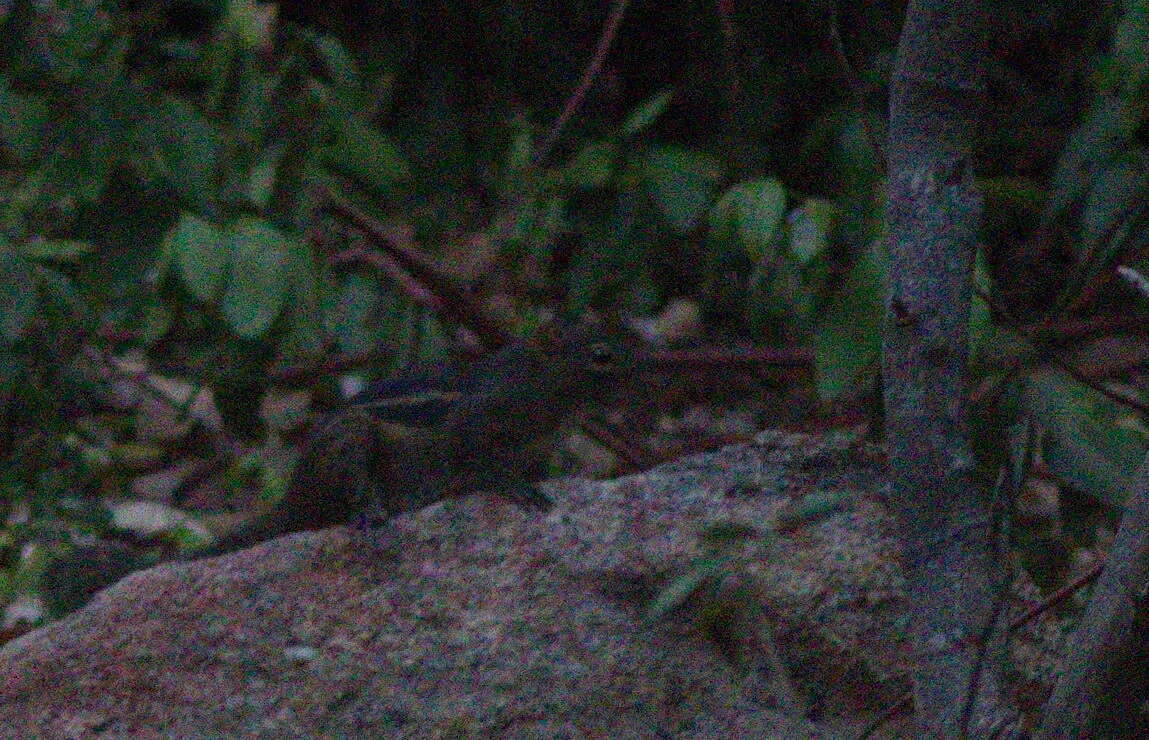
38,540 -> 161,617
188,507 -> 296,559
37,507 -> 299,617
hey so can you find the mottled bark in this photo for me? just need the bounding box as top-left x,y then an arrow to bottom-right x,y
1038,456 -> 1149,736
884,0 -> 1022,734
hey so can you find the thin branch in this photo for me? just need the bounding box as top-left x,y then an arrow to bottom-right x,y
860,562 -> 1106,739
532,0 -> 631,166
323,189 -> 513,349
577,415 -> 654,471
1010,564 -> 1101,631
971,286 -> 1149,417
83,345 -> 242,460
646,345 -> 813,369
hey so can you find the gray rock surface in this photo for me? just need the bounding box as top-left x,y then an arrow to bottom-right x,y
0,430 -> 919,738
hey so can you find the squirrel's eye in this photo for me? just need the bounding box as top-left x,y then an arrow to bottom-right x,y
588,343 -> 617,369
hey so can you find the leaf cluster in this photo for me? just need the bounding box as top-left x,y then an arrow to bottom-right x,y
0,0 -> 1145,623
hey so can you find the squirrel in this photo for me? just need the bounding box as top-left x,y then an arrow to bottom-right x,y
201,317 -> 633,554
39,318 -> 634,614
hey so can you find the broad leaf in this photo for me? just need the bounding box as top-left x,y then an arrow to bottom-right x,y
168,213 -> 229,302
309,33 -> 360,90
710,179 -> 787,261
1023,368 -> 1149,507
21,239 -> 94,262
150,97 -> 223,204
640,145 -> 722,233
620,89 -> 673,138
321,117 -> 411,193
564,140 -> 616,188
326,273 -> 382,354
813,240 -> 886,400
221,218 -> 291,338
788,198 -> 836,266
0,81 -> 49,162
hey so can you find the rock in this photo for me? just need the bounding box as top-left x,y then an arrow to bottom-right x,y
0,431 -> 917,738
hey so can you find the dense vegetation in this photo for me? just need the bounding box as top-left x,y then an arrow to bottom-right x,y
1,0 -> 1147,667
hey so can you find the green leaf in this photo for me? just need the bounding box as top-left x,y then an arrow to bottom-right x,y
1023,368 -> 1149,507
788,198 -> 836,266
21,239 -> 94,263
642,555 -> 728,625
710,179 -> 787,261
230,68 -> 276,145
325,273 -> 382,354
309,33 -> 360,90
221,218 -> 291,338
33,265 -> 85,318
978,176 -> 1046,215
0,346 -> 18,398
246,149 -> 279,209
747,256 -> 812,336
774,491 -> 850,532
834,112 -> 883,192
639,145 -> 723,233
505,118 -> 533,176
150,97 -> 222,204
139,300 -> 173,346
1046,99 -> 1133,220
4,167 -> 47,221
563,199 -> 644,313
202,32 -> 239,109
813,241 -> 886,400
506,195 -> 568,256
320,117 -> 411,193
167,213 -> 229,302
968,250 -> 1000,364
1109,0 -> 1149,97
225,0 -> 275,51
280,241 -> 326,356
1081,152 -> 1149,250
0,240 -> 38,342
564,140 -> 617,188
620,89 -> 673,138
